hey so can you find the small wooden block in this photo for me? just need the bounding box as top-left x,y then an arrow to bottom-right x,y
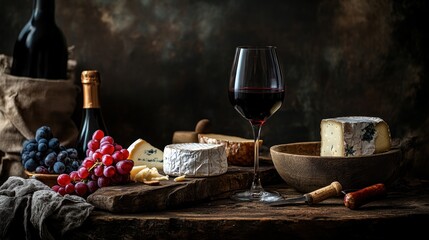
172,131 -> 198,143
195,119 -> 211,133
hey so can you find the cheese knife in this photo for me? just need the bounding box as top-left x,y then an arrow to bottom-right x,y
267,181 -> 342,206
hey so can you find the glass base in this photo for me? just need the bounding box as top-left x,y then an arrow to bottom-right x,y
231,190 -> 284,203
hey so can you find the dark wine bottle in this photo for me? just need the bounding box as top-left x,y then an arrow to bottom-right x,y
76,70 -> 108,160
10,0 -> 68,79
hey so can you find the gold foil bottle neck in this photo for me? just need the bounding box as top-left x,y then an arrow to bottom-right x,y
81,70 -> 101,109
81,70 -> 100,84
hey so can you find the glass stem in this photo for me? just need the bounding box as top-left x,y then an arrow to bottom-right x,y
250,123 -> 263,195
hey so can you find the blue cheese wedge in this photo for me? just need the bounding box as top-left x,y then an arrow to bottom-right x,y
320,116 -> 391,157
127,138 -> 164,171
163,143 -> 228,177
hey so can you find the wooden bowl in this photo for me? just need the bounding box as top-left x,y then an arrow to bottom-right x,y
270,142 -> 403,193
25,170 -> 59,187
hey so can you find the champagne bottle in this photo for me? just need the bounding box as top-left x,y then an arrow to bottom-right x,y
76,70 -> 108,160
11,0 -> 68,79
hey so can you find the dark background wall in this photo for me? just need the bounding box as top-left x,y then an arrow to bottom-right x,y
1,0 -> 428,177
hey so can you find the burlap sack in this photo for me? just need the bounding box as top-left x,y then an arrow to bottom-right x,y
0,54 -> 79,182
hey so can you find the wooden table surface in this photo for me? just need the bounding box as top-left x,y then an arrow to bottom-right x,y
67,177 -> 429,240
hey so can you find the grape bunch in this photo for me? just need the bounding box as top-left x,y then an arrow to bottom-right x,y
21,126 -> 81,174
52,129 -> 134,197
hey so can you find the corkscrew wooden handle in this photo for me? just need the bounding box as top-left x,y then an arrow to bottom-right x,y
305,181 -> 343,204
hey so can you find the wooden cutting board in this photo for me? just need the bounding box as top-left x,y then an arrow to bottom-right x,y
87,163 -> 282,213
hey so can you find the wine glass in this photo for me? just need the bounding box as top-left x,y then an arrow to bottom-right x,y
228,46 -> 285,202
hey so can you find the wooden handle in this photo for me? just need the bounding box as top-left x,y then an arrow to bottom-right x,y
305,181 -> 342,204
172,131 -> 198,143
195,119 -> 211,134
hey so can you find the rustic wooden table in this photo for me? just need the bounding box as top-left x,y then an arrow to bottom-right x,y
67,177 -> 429,240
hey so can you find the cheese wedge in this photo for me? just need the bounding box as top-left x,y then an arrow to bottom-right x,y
320,116 -> 391,157
134,166 -> 169,183
130,165 -> 148,181
198,133 -> 262,166
134,167 -> 151,182
174,175 -> 186,182
127,138 -> 163,171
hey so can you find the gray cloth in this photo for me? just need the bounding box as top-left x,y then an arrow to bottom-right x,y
0,176 -> 94,240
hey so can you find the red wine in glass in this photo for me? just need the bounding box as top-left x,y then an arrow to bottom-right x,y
228,46 -> 285,202
228,87 -> 284,125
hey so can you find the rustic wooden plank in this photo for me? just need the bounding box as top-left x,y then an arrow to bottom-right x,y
87,163 -> 282,213
68,178 -> 429,240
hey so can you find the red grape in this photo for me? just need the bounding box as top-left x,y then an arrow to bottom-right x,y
92,151 -> 103,162
82,158 -> 95,168
120,149 -> 129,159
97,176 -> 111,188
111,173 -> 130,184
75,182 -> 88,197
78,167 -> 90,179
49,131 -> 136,198
93,165 -> 104,177
102,154 -> 113,166
52,185 -> 60,192
116,159 -> 134,175
87,180 -> 99,193
100,144 -> 115,155
114,144 -> 123,151
100,135 -> 114,144
91,174 -> 98,181
65,183 -> 75,194
87,139 -> 100,151
110,173 -> 122,184
120,173 -> 130,184
69,171 -> 81,182
112,151 -> 124,162
58,187 -> 66,196
92,130 -> 105,141
57,173 -> 71,187
103,165 -> 116,177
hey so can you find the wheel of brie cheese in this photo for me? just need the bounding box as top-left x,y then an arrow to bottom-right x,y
163,143 -> 228,177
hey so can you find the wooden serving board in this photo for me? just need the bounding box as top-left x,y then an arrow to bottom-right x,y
87,163 -> 282,213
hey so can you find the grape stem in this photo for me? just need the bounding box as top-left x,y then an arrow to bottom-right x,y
88,161 -> 101,172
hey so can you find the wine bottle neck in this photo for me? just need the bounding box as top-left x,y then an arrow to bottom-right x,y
82,83 -> 101,109
32,0 -> 56,23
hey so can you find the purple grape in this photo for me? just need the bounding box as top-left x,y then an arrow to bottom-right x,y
35,165 -> 48,174
87,180 -> 99,193
57,150 -> 68,162
24,159 -> 38,172
97,176 -> 111,188
48,137 -> 60,149
44,152 -> 57,167
37,142 -> 48,152
53,161 -> 66,174
35,126 -> 52,142
74,182 -> 88,197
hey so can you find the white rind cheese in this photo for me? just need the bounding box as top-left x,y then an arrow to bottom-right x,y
163,143 -> 228,177
127,138 -> 164,171
320,116 -> 391,157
